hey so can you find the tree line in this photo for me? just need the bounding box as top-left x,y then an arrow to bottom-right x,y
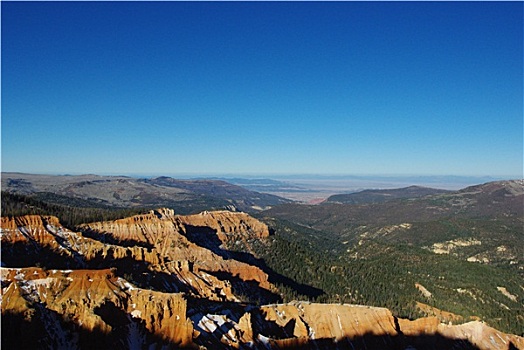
1,191 -> 149,229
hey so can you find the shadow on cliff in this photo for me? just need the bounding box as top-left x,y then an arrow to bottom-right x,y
2,242 -> 199,295
261,334 -> 487,350
184,225 -> 325,301
81,228 -> 155,250
1,241 -> 85,269
202,269 -> 281,304
2,236 -> 209,297
2,304 -> 194,350
4,307 -> 519,350
249,310 -> 492,350
91,254 -> 200,295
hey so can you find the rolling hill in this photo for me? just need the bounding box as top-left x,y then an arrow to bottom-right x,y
326,185 -> 450,204
1,172 -> 291,214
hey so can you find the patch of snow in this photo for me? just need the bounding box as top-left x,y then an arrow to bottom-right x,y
227,327 -> 238,344
131,310 -> 142,319
197,314 -> 222,333
257,334 -> 271,347
26,277 -> 55,288
495,332 -> 507,344
19,227 -> 31,239
276,309 -> 286,319
309,326 -> 316,340
200,272 -> 212,284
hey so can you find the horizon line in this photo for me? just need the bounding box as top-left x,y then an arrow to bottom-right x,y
1,170 -> 521,180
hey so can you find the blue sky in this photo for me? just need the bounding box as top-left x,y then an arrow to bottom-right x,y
2,2 -> 522,177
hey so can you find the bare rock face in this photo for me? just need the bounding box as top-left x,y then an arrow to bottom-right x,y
179,210 -> 271,240
398,316 -> 524,350
1,214 -> 162,268
80,209 -> 274,296
2,210 -> 276,303
1,267 -> 195,348
2,211 -> 523,350
260,302 -> 398,340
1,214 -> 63,243
251,302 -> 524,350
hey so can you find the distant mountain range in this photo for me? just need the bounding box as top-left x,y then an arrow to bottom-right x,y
1,172 -> 291,214
326,185 -> 451,204
206,177 -> 311,193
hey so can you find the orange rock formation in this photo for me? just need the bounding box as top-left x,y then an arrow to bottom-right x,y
2,212 -> 523,350
2,210 -> 274,302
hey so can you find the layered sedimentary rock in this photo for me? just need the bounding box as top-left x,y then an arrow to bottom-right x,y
80,209 -> 273,293
2,210 -> 275,302
178,210 -> 271,240
2,211 -> 523,349
1,267 -> 194,348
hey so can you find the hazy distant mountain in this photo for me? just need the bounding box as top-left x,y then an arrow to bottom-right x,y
205,177 -> 310,193
1,173 -> 291,213
326,186 -> 450,205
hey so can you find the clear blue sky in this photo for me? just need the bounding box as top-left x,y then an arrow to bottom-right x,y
2,2 -> 522,177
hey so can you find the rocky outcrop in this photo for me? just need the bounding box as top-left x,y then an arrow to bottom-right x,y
79,208 -> 270,250
178,210 -> 271,240
2,212 -> 523,350
1,267 -> 195,348
260,302 -> 398,340
1,214 -> 162,268
3,266 -> 523,350
398,316 -> 524,350
251,302 -> 524,350
1,215 -> 64,243
2,210 -> 276,303
80,209 -> 274,296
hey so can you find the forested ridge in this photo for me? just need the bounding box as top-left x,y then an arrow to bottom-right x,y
1,191 -> 149,229
250,217 -> 524,335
